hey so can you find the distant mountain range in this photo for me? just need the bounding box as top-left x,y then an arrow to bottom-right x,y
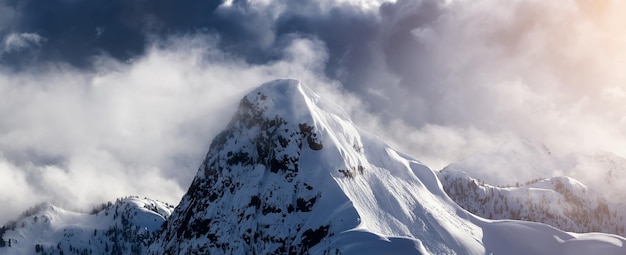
439,171 -> 625,236
441,138 -> 626,203
439,138 -> 626,237
2,79 -> 626,255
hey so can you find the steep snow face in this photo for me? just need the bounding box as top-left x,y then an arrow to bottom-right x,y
152,79 -> 626,255
0,197 -> 173,255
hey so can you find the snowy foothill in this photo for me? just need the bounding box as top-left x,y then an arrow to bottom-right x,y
0,197 -> 173,255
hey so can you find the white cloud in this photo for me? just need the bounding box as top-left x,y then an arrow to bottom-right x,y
371,0 -> 626,157
0,34 -> 342,224
3,32 -> 45,52
2,0 -> 626,224
0,157 -> 46,225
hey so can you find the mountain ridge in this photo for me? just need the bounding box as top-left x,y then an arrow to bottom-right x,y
439,170 -> 626,236
439,137 -> 626,237
0,196 -> 173,255
441,138 -> 626,203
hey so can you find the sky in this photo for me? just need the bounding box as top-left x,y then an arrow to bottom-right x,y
1,0 -> 625,225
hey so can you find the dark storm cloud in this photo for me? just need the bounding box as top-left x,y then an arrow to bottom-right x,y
1,0 -> 222,66
274,2 -> 380,91
1,0 -> 388,80
0,0 -> 439,114
0,0 -> 290,65
0,0 -> 407,125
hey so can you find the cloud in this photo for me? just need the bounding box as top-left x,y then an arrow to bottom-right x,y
1,0 -> 626,223
0,33 -> 341,224
0,157 -> 45,225
2,32 -> 45,52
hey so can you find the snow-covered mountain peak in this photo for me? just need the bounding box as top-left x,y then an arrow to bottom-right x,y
152,79 -> 377,254
241,79 -> 316,123
192,78 -> 366,183
151,79 -> 626,255
243,79 -> 351,122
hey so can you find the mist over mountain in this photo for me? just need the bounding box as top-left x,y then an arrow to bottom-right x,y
3,80 -> 624,255
1,0 -> 626,226
441,139 -> 626,204
2,0 -> 626,253
440,171 -> 626,237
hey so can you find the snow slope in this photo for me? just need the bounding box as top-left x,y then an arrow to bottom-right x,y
0,196 -> 173,255
151,79 -> 626,255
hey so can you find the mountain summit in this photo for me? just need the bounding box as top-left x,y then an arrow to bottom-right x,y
151,79 -> 626,255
